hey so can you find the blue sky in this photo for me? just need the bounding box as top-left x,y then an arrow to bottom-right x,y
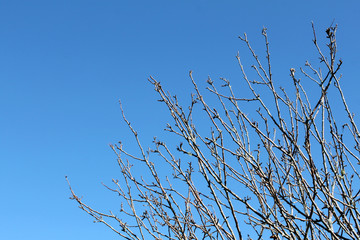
1,1 -> 359,239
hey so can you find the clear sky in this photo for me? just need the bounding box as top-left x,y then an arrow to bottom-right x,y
1,1 -> 359,239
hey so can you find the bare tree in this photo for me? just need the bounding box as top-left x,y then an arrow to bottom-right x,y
67,23 -> 360,239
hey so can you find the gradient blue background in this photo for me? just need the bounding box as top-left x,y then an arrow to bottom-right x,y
1,1 -> 359,239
